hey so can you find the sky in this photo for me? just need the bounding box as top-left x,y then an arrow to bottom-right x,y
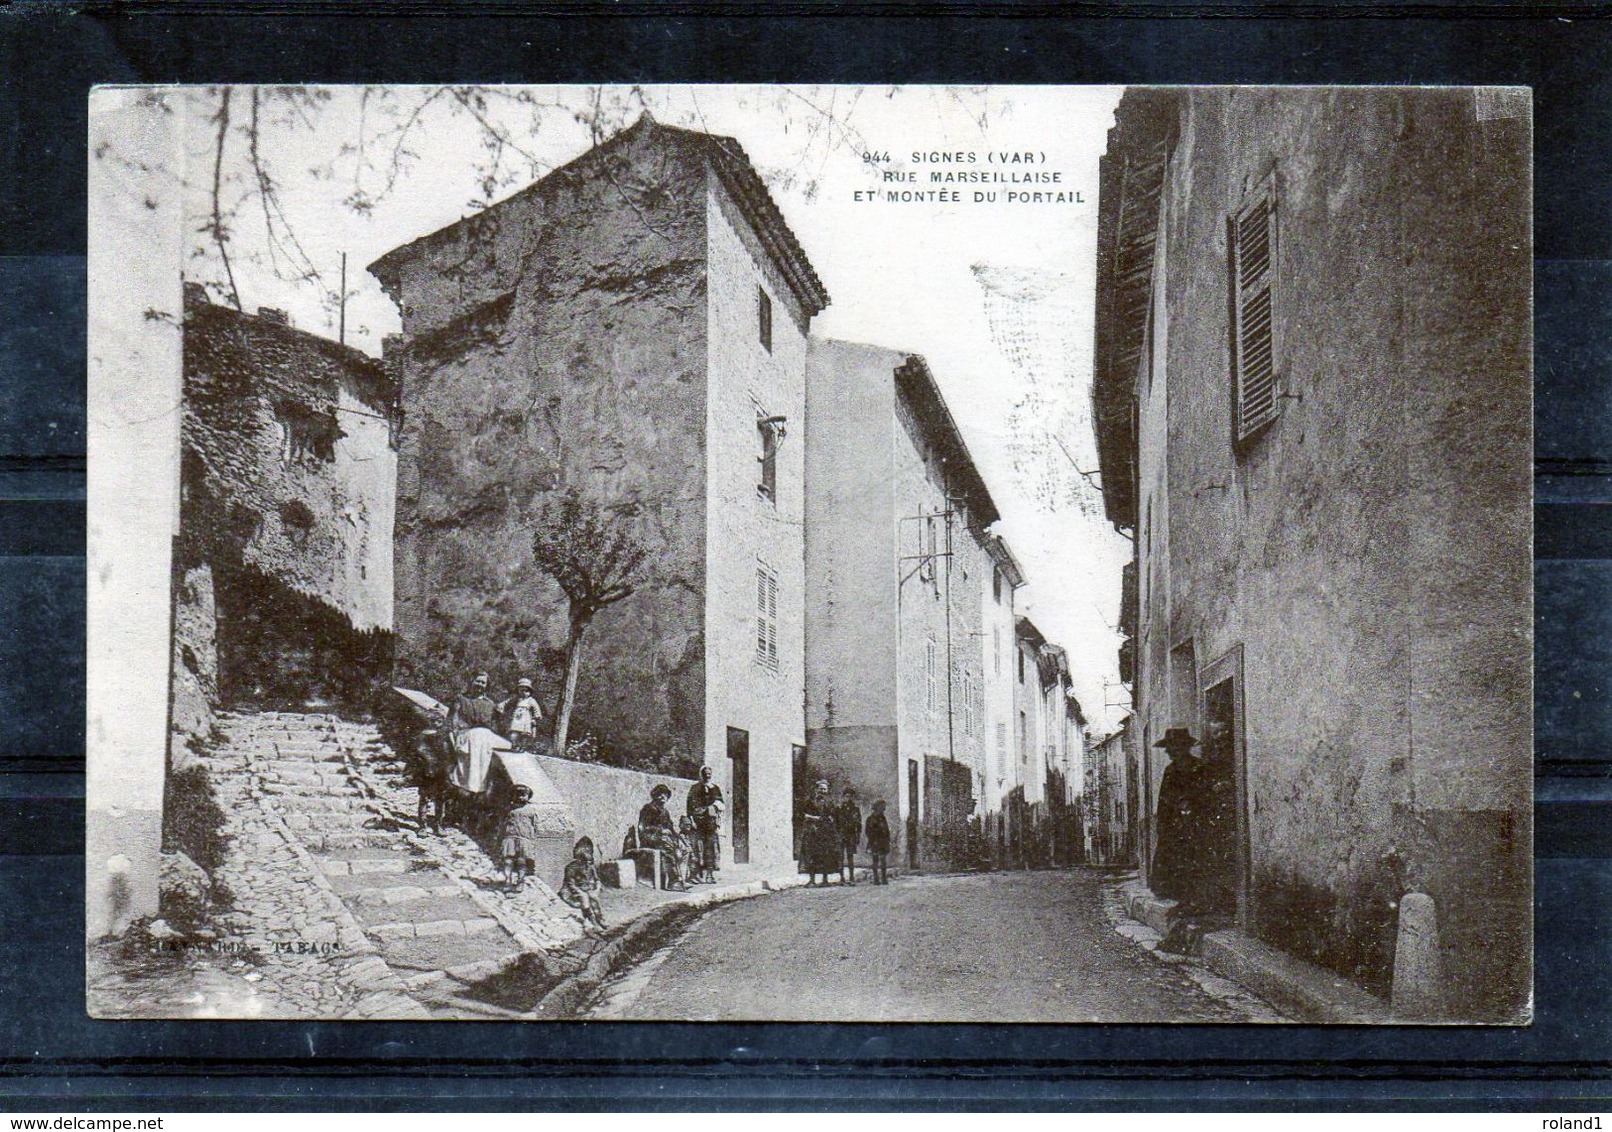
177,84 -> 1133,733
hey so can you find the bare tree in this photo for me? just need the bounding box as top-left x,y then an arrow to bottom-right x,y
530,488 -> 649,755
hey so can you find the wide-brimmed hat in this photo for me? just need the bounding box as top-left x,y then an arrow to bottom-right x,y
651,783 -> 672,800
517,677 -> 533,689
1154,727 -> 1200,750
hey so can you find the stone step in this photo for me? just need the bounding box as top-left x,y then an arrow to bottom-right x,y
263,797 -> 363,818
316,856 -> 413,877
367,916 -> 502,942
377,929 -> 530,975
343,881 -> 463,907
255,760 -> 350,781
352,892 -> 486,927
308,832 -> 407,852
283,812 -> 381,834
326,865 -> 453,895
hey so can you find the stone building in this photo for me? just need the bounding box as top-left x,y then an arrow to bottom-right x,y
1091,87 -> 1531,1018
369,116 -> 828,871
979,535 -> 1026,844
1084,721 -> 1137,866
172,284 -> 398,742
804,340 -> 999,870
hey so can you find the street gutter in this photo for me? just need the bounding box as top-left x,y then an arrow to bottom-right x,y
528,873 -> 808,1019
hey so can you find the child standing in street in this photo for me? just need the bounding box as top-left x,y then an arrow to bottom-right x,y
560,836 -> 606,932
498,784 -> 541,891
865,799 -> 892,885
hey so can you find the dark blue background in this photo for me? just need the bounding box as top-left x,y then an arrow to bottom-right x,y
1,5 -> 1607,1110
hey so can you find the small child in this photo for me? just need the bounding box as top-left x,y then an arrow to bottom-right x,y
498,784 -> 541,890
560,836 -> 606,932
865,799 -> 892,885
503,677 -> 544,752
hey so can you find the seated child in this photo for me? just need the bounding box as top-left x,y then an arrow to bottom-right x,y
498,784 -> 542,890
560,836 -> 606,931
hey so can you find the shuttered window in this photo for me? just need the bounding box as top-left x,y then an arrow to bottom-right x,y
756,563 -> 779,671
1231,181 -> 1278,443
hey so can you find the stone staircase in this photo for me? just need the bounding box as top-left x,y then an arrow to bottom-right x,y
215,711 -> 560,1018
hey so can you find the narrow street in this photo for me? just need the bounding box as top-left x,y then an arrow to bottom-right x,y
586,869 -> 1276,1022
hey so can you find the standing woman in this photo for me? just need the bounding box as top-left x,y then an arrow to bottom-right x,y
800,780 -> 841,886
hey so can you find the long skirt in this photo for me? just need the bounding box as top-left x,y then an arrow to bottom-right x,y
800,815 -> 841,874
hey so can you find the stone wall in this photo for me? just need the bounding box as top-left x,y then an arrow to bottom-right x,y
178,289 -> 397,721
1128,88 -> 1530,1016
532,755 -> 695,866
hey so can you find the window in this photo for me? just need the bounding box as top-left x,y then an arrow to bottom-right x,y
925,638 -> 938,712
1018,710 -> 1028,764
755,563 -> 779,670
1018,646 -> 1026,685
1230,178 -> 1278,442
758,285 -> 773,353
993,567 -> 1003,604
275,401 -> 338,463
757,416 -> 782,502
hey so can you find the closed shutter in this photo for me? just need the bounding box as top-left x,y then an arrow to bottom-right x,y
756,564 -> 779,670
1232,183 -> 1278,442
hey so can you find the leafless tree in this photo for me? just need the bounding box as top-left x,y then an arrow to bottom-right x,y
530,488 -> 649,756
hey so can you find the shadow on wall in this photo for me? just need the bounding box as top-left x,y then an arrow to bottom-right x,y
213,563 -> 394,714
1255,855 -> 1406,1000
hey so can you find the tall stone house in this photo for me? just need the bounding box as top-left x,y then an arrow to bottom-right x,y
1092,87 -> 1531,1018
804,340 -> 998,870
369,116 -> 828,871
171,284 -> 398,744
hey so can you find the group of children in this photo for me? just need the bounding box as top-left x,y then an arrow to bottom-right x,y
495,784 -> 607,932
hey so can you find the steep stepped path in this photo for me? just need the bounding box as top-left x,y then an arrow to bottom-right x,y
216,711 -> 566,1018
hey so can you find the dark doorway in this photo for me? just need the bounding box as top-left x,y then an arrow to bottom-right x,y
728,727 -> 750,865
906,758 -> 920,869
1201,678 -> 1241,917
791,743 -> 808,856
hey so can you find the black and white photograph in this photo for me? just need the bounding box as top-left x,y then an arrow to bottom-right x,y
85,83 -> 1532,1024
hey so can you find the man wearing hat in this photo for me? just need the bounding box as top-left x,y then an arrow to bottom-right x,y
501,677 -> 544,752
638,782 -> 689,890
1150,727 -> 1209,904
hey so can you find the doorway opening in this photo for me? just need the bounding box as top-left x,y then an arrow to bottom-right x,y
1200,643 -> 1249,924
727,727 -> 750,865
906,758 -> 920,869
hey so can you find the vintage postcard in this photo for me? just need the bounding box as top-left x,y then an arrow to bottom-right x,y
86,84 -> 1532,1022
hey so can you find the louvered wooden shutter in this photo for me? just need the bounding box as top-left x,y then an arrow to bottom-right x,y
757,568 -> 770,664
757,565 -> 778,669
1232,186 -> 1278,441
765,571 -> 778,668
